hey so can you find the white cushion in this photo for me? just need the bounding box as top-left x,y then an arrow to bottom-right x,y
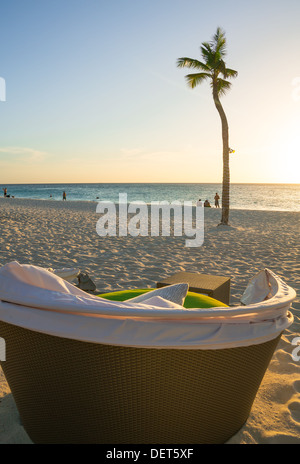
127,283 -> 189,306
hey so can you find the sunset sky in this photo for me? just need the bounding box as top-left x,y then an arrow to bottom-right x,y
0,0 -> 299,184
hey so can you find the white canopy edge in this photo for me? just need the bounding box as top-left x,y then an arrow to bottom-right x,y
0,262 -> 296,349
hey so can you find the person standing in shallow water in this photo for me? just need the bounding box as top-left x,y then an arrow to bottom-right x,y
214,193 -> 220,208
63,191 -> 66,201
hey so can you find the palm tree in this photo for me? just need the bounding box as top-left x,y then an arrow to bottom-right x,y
177,27 -> 237,225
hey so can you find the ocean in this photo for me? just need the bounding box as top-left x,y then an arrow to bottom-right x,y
1,183 -> 299,212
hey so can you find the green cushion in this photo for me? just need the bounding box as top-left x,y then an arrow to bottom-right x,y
97,289 -> 228,308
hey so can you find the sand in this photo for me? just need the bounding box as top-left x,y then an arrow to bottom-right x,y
0,197 -> 299,444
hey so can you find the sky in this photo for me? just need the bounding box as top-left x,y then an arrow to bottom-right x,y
0,0 -> 300,184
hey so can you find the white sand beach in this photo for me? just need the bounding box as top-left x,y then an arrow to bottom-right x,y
0,197 -> 299,444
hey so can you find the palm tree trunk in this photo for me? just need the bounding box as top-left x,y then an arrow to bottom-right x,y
213,86 -> 230,225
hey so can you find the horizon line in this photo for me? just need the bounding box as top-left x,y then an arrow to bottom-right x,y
0,181 -> 299,186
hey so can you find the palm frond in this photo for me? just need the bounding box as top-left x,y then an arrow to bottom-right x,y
185,72 -> 211,89
201,41 -> 212,54
212,27 -> 227,56
224,68 -> 238,79
218,59 -> 227,77
213,27 -> 224,44
200,42 -> 213,63
201,30 -> 227,69
216,78 -> 232,96
177,57 -> 210,71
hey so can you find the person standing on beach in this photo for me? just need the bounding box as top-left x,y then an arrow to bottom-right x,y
214,193 -> 220,208
2,187 -> 7,197
63,191 -> 66,201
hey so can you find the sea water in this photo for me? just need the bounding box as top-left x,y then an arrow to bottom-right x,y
0,183 -> 299,212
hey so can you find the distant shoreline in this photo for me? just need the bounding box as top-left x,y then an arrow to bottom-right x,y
1,183 -> 299,212
1,182 -> 299,185
0,196 -> 299,214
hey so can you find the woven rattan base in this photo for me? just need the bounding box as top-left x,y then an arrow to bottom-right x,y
0,321 -> 280,444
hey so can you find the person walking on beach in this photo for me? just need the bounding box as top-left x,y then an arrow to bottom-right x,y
214,193 -> 220,208
63,191 -> 66,201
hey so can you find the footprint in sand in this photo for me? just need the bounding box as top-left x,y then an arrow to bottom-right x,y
268,350 -> 300,375
288,401 -> 300,423
293,380 -> 300,393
